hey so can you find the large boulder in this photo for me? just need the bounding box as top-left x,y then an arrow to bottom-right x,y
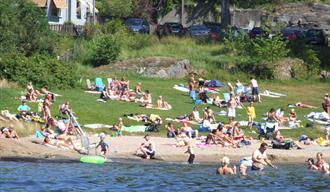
97,57 -> 192,78
271,58 -> 308,80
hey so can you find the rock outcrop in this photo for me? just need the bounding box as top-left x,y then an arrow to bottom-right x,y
97,57 -> 192,79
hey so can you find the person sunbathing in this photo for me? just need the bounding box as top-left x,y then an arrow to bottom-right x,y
59,101 -> 73,116
156,96 -> 171,109
135,82 -> 142,94
100,87 -> 111,101
275,107 -> 288,126
166,122 -> 178,138
232,123 -> 245,141
289,109 -> 297,122
204,106 -> 215,123
43,136 -> 81,153
0,127 -> 19,139
17,100 -> 32,121
112,118 -> 123,136
217,124 -> 235,147
322,93 -> 330,114
26,82 -> 40,101
42,98 -> 52,121
188,107 -> 202,123
181,122 -> 198,139
141,90 -> 152,107
273,130 -> 303,149
213,96 -> 222,107
206,129 -> 224,145
1,110 -> 18,121
217,156 -> 237,175
267,108 -> 280,122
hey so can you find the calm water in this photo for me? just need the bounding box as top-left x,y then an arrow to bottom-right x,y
0,161 -> 329,192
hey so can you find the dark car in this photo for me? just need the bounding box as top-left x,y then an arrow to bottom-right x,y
281,27 -> 306,41
188,25 -> 211,37
305,28 -> 328,46
124,18 -> 150,34
249,27 -> 269,38
162,22 -> 186,36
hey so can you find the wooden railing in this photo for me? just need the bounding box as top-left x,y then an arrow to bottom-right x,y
49,24 -> 84,36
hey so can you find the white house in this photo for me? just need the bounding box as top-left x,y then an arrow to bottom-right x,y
31,0 -> 98,26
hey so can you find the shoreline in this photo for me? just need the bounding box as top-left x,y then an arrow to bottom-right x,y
1,135 -> 329,165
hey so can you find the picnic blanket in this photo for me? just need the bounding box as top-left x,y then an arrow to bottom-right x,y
122,125 -> 146,132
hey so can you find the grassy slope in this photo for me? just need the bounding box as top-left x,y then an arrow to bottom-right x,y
1,79 -> 328,139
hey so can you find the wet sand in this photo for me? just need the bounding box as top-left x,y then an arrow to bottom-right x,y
1,135 -> 329,164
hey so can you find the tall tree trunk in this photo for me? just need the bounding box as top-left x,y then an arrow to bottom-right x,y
221,0 -> 230,28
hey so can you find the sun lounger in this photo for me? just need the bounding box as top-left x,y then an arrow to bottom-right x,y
95,77 -> 104,92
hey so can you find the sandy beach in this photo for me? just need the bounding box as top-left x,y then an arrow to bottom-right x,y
1,135 -> 329,164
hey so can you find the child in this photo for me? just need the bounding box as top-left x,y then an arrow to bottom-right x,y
184,139 -> 195,164
246,102 -> 256,129
96,132 -> 109,157
112,118 -> 123,136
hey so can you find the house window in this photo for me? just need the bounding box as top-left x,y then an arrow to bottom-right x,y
76,1 -> 81,19
51,1 -> 61,17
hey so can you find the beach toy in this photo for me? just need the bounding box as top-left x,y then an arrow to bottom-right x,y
80,155 -> 106,164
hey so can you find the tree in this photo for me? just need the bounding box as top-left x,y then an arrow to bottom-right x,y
97,0 -> 133,17
0,0 -> 56,56
221,0 -> 230,28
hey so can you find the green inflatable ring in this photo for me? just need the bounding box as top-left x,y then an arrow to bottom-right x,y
80,155 -> 106,164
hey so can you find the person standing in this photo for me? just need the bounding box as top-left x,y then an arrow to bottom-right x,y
322,93 -> 330,114
227,94 -> 238,121
249,77 -> 261,102
251,143 -> 277,171
246,102 -> 256,129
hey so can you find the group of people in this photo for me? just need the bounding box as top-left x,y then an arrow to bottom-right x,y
0,126 -> 19,139
98,78 -> 171,110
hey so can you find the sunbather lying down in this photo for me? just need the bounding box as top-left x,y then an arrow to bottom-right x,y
288,102 -> 318,109
42,136 -> 85,154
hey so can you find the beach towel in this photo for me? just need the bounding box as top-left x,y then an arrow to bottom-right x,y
95,77 -> 104,92
145,105 -> 172,111
122,125 -> 146,132
165,118 -> 200,125
85,90 -> 101,94
84,124 -> 112,129
173,85 -> 190,92
260,91 -> 280,98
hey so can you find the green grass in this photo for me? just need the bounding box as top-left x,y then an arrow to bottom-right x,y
1,78 -> 328,139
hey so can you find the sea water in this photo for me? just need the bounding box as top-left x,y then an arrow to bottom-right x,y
0,161 -> 329,192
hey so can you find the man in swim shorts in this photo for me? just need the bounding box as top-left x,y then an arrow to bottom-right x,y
251,143 -> 276,171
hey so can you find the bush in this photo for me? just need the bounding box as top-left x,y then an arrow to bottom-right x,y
288,40 -> 321,75
123,33 -> 158,50
89,34 -> 121,67
0,52 -> 78,89
223,33 -> 290,79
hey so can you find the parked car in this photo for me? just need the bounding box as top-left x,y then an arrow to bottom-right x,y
249,27 -> 269,38
124,18 -> 150,34
305,28 -> 328,46
281,27 -> 306,41
188,25 -> 211,37
156,22 -> 186,37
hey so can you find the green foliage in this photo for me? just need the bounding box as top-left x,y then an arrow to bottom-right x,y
223,32 -> 290,79
0,52 -> 78,89
123,33 -> 159,50
89,34 -> 121,67
97,0 -> 133,17
288,40 -> 321,75
0,0 -> 56,56
102,19 -> 127,34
